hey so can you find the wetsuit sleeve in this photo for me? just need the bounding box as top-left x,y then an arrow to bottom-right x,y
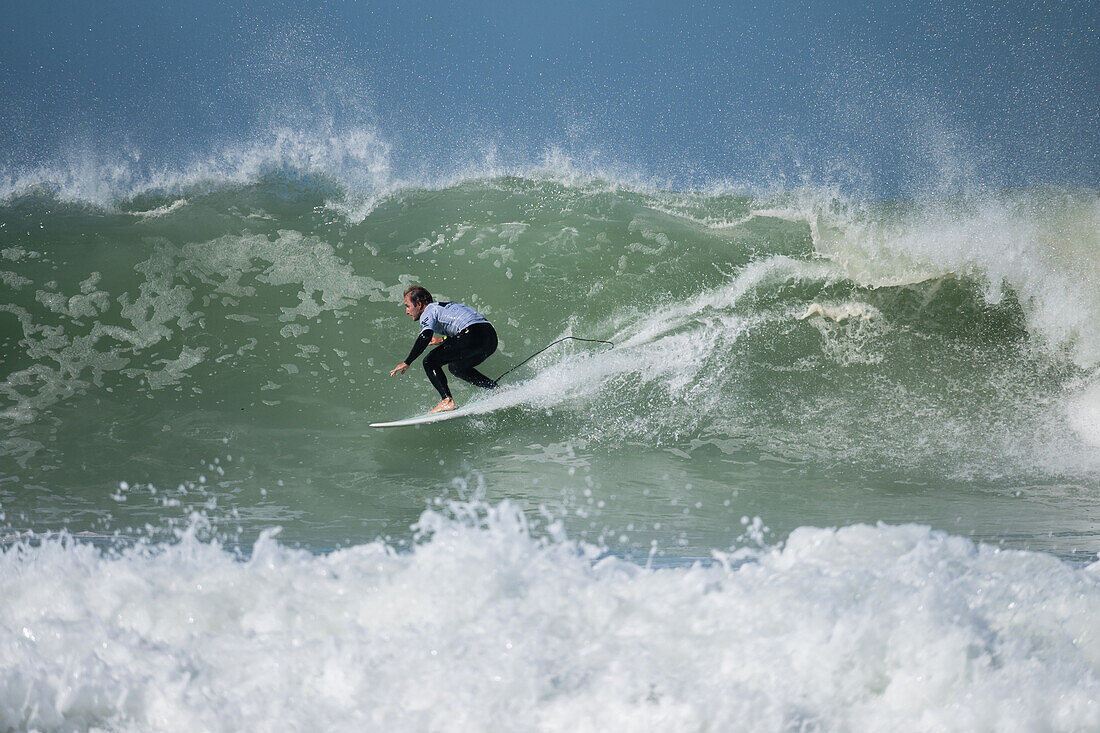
404,329 -> 434,365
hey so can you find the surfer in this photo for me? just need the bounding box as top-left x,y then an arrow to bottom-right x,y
389,285 -> 498,414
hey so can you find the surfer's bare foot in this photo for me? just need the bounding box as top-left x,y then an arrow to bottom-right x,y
428,398 -> 456,414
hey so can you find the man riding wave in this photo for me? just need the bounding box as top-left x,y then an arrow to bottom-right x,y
389,285 -> 498,414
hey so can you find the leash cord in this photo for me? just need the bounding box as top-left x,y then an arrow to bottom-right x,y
493,336 -> 614,385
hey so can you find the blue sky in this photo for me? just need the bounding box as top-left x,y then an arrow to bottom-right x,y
3,0 -> 1096,195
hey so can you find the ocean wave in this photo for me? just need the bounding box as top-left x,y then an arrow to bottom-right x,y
758,188 -> 1100,368
5,138 -> 1097,378
1,164 -> 1097,482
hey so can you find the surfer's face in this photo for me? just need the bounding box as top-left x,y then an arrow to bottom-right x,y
404,295 -> 425,319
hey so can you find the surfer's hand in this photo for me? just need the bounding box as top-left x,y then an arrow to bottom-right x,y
430,336 -> 445,346
390,362 -> 409,376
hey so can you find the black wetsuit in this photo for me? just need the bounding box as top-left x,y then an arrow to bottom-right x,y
405,321 -> 498,400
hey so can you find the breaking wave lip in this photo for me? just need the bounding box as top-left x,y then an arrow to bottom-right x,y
0,127 -> 681,221
2,497 -> 1099,731
0,125 -> 396,211
754,188 -> 1100,370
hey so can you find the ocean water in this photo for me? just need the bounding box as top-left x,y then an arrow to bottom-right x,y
2,0 -> 1100,725
1,148 -> 1098,729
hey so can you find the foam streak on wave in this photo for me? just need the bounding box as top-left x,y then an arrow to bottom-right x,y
446,255 -> 836,438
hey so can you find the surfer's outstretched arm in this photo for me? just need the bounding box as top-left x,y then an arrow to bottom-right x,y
405,329 -> 434,365
391,329 -> 440,376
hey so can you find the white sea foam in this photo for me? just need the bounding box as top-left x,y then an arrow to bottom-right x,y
1,500 -> 1098,731
765,189 -> 1100,368
128,199 -> 189,219
451,255 -> 837,422
0,228 -> 401,431
798,301 -> 880,323
1067,380 -> 1100,448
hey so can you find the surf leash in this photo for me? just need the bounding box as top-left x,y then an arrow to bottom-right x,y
492,336 -> 614,386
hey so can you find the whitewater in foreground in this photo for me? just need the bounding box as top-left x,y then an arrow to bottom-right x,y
2,499 -> 1099,731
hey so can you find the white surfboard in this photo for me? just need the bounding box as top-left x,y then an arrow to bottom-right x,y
369,405 -> 481,428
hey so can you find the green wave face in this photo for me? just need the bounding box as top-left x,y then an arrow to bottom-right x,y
1,177 -> 1098,556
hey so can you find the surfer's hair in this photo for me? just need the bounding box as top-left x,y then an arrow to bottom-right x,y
403,285 -> 433,306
